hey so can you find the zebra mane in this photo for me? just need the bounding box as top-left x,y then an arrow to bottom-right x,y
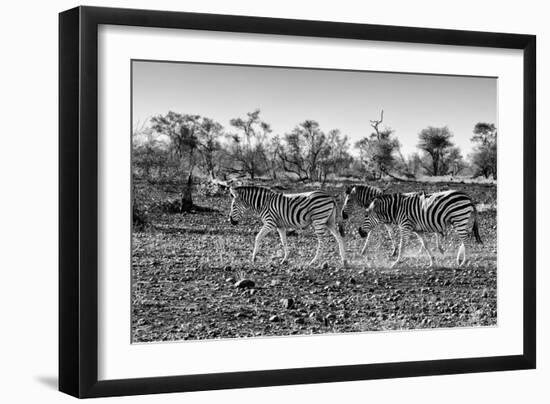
231,185 -> 278,210
232,185 -> 278,195
355,184 -> 383,194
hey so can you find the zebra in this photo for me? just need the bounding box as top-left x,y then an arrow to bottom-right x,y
228,185 -> 347,266
358,190 -> 482,268
341,185 -> 444,256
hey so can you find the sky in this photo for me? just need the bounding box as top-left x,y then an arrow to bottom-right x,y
132,60 -> 497,157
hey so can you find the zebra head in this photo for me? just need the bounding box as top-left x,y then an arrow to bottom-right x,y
228,187 -> 246,225
341,186 -> 356,220
342,185 -> 383,220
358,200 -> 381,238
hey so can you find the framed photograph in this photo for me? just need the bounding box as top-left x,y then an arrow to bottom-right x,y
59,6 -> 536,398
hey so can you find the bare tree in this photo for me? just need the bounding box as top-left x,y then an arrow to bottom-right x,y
279,120 -> 328,182
355,110 -> 401,179
196,117 -> 224,180
228,109 -> 272,179
151,112 -> 202,211
318,129 -> 352,183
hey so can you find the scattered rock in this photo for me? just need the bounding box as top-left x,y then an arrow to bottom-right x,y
234,279 -> 255,289
281,298 -> 295,310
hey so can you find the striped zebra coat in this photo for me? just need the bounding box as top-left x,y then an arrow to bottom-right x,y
229,186 -> 346,266
359,190 -> 482,267
341,185 -> 443,256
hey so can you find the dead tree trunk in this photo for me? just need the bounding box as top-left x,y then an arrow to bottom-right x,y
181,173 -> 194,212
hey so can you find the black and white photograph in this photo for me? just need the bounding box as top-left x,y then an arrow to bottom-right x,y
131,60 -> 498,343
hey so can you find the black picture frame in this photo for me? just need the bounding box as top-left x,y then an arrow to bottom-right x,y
59,5 -> 536,398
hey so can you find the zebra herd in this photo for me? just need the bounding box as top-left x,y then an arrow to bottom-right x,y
228,184 -> 482,268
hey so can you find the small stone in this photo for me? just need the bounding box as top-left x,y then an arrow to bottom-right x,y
225,277 -> 236,283
321,262 -> 329,270
349,277 -> 357,285
281,298 -> 295,310
234,279 -> 255,289
269,315 -> 281,322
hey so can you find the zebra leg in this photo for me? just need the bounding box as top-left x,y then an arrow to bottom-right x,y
360,231 -> 371,255
414,232 -> 424,255
391,225 -> 411,269
327,224 -> 347,267
417,233 -> 434,267
386,225 -> 397,257
277,228 -> 289,264
456,242 -> 466,266
310,238 -> 323,267
435,233 -> 445,254
252,226 -> 272,263
309,225 -> 328,267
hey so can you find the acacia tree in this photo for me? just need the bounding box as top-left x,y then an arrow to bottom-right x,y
132,127 -> 169,179
266,135 -> 284,180
196,117 -> 224,180
279,120 -> 328,181
318,129 -> 352,183
355,111 -> 401,179
417,126 -> 455,176
441,146 -> 467,176
151,112 -> 202,211
228,109 -> 272,179
470,122 -> 497,179
151,112 -> 225,211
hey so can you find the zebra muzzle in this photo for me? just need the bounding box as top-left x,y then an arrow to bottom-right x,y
229,217 -> 238,225
358,226 -> 367,238
342,212 -> 348,220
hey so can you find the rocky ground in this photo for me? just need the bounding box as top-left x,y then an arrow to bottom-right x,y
131,181 -> 497,342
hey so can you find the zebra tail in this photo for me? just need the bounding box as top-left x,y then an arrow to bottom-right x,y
472,206 -> 483,244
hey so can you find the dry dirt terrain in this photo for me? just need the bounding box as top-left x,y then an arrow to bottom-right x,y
132,180 -> 497,342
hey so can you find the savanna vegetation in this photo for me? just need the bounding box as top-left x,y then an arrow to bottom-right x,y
131,109 -> 497,342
